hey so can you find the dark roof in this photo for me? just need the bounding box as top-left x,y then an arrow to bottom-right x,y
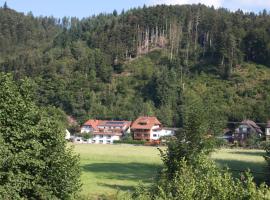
240,120 -> 262,134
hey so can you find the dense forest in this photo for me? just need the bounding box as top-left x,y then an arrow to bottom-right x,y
1,3 -> 270,127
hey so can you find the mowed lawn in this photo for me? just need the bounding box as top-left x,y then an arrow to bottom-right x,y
73,144 -> 268,198
74,144 -> 163,198
211,148 -> 268,183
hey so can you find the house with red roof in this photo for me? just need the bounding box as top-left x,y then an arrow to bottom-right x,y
131,116 -> 162,141
80,119 -> 131,144
80,119 -> 99,133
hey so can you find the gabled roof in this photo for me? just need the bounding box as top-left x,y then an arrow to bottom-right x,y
131,116 -> 161,130
83,119 -> 99,130
240,120 -> 262,134
98,120 -> 131,128
82,119 -> 131,131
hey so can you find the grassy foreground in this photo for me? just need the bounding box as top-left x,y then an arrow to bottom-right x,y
73,144 -> 268,198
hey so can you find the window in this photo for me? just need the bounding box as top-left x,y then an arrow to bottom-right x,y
153,134 -> 157,137
144,134 -> 148,137
100,135 -> 103,138
107,135 -> 111,139
92,140 -> 96,143
139,122 -> 147,125
99,140 -> 103,144
136,133 -> 141,137
106,140 -> 111,144
76,139 -> 81,142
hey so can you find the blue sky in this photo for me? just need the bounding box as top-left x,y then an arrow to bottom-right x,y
1,0 -> 270,19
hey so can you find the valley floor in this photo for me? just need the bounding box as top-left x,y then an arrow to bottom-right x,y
73,144 -> 268,198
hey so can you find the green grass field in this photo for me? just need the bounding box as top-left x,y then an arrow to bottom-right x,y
73,144 -> 268,198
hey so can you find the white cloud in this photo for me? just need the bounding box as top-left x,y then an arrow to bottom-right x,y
150,0 -> 223,8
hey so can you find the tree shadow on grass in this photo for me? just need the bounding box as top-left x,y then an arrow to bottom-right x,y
82,162 -> 161,183
98,183 -> 135,192
215,159 -> 269,184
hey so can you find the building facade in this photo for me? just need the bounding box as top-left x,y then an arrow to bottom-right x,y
131,116 -> 162,141
80,120 -> 131,144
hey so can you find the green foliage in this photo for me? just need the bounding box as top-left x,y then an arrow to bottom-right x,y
82,132 -> 93,140
130,92 -> 269,200
0,73 -> 81,199
131,156 -> 270,200
1,5 -> 270,127
113,140 -> 146,145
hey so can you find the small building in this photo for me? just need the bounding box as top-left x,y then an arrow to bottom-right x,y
266,121 -> 270,141
131,116 -> 162,141
235,120 -> 262,142
158,127 -> 178,137
80,119 -> 131,144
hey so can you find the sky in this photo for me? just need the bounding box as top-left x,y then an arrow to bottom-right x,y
1,0 -> 270,19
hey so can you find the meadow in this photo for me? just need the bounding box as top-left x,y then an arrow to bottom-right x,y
73,144 -> 268,198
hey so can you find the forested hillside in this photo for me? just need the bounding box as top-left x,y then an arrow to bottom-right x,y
1,3 -> 270,126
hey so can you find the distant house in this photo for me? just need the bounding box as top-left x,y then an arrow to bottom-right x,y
235,120 -> 262,141
80,120 -> 131,144
131,116 -> 162,141
266,121 -> 270,141
80,119 -> 99,133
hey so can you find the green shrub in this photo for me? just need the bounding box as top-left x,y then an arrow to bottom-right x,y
130,156 -> 270,200
114,140 -> 146,145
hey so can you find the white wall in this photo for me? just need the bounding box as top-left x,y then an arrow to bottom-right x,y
266,128 -> 270,136
92,135 -> 120,144
150,128 -> 174,140
81,126 -> 94,133
73,137 -> 91,143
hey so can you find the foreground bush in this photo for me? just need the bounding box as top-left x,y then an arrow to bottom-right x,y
0,74 -> 81,199
131,155 -> 270,200
128,95 -> 270,200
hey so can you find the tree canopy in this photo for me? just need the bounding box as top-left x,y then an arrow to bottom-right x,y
0,73 -> 81,199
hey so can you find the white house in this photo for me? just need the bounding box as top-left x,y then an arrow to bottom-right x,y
80,119 -> 131,144
131,116 -> 178,142
131,116 -> 162,141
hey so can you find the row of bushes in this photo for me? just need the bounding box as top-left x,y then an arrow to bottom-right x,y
114,140 -> 146,145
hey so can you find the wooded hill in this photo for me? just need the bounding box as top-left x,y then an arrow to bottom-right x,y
1,3 -> 270,127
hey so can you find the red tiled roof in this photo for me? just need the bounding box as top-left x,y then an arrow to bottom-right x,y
97,120 -> 131,128
131,116 -> 161,130
82,119 -> 131,131
83,119 -> 99,130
